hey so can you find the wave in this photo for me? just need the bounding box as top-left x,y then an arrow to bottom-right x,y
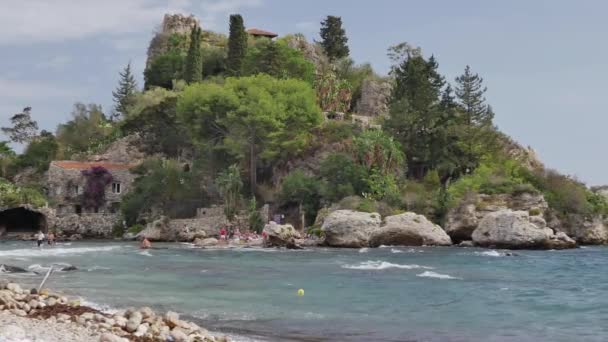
475,250 -> 503,257
0,245 -> 122,258
390,248 -> 403,253
87,266 -> 111,272
342,260 -> 433,270
416,271 -> 460,280
138,250 -> 153,257
358,248 -> 369,253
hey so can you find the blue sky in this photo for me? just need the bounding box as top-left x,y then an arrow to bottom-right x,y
1,0 -> 606,184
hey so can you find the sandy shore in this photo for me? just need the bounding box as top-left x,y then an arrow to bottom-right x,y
0,310 -> 97,341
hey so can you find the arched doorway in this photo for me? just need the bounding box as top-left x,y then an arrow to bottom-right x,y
0,207 -> 47,236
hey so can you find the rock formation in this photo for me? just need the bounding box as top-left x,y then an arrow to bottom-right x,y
354,78 -> 392,117
263,221 -> 301,249
321,210 -> 381,248
472,209 -> 576,249
445,192 -> 549,243
369,212 -> 452,247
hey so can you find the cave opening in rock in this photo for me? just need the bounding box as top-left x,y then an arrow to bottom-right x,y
0,207 -> 47,236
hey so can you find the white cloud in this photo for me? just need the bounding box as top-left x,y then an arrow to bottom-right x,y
0,0 -> 191,45
198,0 -> 264,30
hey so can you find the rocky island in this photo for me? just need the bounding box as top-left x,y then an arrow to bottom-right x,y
1,7 -> 608,342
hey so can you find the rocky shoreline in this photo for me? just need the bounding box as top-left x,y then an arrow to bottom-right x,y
0,281 -> 229,342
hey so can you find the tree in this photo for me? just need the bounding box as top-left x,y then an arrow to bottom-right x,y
177,75 -> 322,194
56,103 -> 112,158
183,26 -> 203,83
319,153 -> 367,202
1,107 -> 38,144
0,141 -> 16,178
144,52 -> 185,90
111,62 -> 138,121
15,131 -> 58,173
319,15 -> 349,61
226,14 -> 247,76
385,53 -> 444,179
242,38 -> 315,84
454,65 -> 495,173
279,169 -> 322,226
122,91 -> 190,157
352,130 -> 405,175
216,164 -> 243,220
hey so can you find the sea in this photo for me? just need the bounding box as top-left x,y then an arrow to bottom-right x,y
1,241 -> 607,342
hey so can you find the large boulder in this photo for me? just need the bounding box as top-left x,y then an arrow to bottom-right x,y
263,222 -> 301,249
369,212 -> 452,247
445,192 -> 549,243
136,217 -> 168,241
472,209 -> 575,249
321,210 -> 381,248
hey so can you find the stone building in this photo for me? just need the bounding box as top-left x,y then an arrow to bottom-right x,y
47,161 -> 136,216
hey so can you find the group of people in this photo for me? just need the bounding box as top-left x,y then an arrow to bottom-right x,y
219,226 -> 264,243
35,230 -> 56,247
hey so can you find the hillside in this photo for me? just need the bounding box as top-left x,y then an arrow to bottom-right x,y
1,13 -> 607,247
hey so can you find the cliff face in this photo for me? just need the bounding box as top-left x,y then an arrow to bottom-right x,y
146,14 -> 200,68
355,78 -> 392,117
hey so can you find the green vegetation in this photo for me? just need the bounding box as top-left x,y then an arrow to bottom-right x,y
319,15 -> 349,61
226,14 -> 247,76
111,62 -> 138,121
183,26 -> 203,83
0,178 -> 46,208
2,12 -> 604,232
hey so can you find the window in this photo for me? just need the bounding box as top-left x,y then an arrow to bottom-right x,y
74,185 -> 82,195
75,205 -> 82,215
112,182 -> 121,194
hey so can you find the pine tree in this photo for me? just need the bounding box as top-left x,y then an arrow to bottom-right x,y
454,65 -> 495,173
1,107 -> 38,144
320,15 -> 350,61
226,14 -> 247,76
258,41 -> 281,77
183,26 -> 203,83
111,62 -> 138,121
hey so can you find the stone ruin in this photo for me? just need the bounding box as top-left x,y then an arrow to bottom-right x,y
146,13 -> 200,68
355,78 -> 392,117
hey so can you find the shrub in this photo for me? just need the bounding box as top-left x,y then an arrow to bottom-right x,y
112,224 -> 126,238
0,178 -> 46,208
528,208 -> 541,216
128,224 -> 144,234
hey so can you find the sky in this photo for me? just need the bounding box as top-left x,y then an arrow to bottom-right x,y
0,0 -> 606,185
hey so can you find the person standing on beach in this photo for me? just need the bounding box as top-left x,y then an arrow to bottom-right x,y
36,231 -> 45,247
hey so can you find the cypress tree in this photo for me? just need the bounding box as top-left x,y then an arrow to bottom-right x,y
111,62 -> 138,120
319,15 -> 350,61
227,14 -> 247,76
184,26 -> 203,83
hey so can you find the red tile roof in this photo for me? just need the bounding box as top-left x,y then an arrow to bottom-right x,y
51,161 -> 135,171
246,28 -> 278,38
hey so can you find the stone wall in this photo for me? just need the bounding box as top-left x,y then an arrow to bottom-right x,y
47,162 -> 136,216
355,78 -> 392,117
53,213 -> 119,238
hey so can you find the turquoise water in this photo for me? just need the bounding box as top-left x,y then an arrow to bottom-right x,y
1,241 -> 607,341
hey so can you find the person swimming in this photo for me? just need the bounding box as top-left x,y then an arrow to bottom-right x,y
140,237 -> 152,249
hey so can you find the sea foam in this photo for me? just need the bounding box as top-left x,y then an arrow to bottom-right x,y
342,260 -> 433,270
416,271 -> 460,280
0,245 -> 122,258
475,250 -> 503,257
